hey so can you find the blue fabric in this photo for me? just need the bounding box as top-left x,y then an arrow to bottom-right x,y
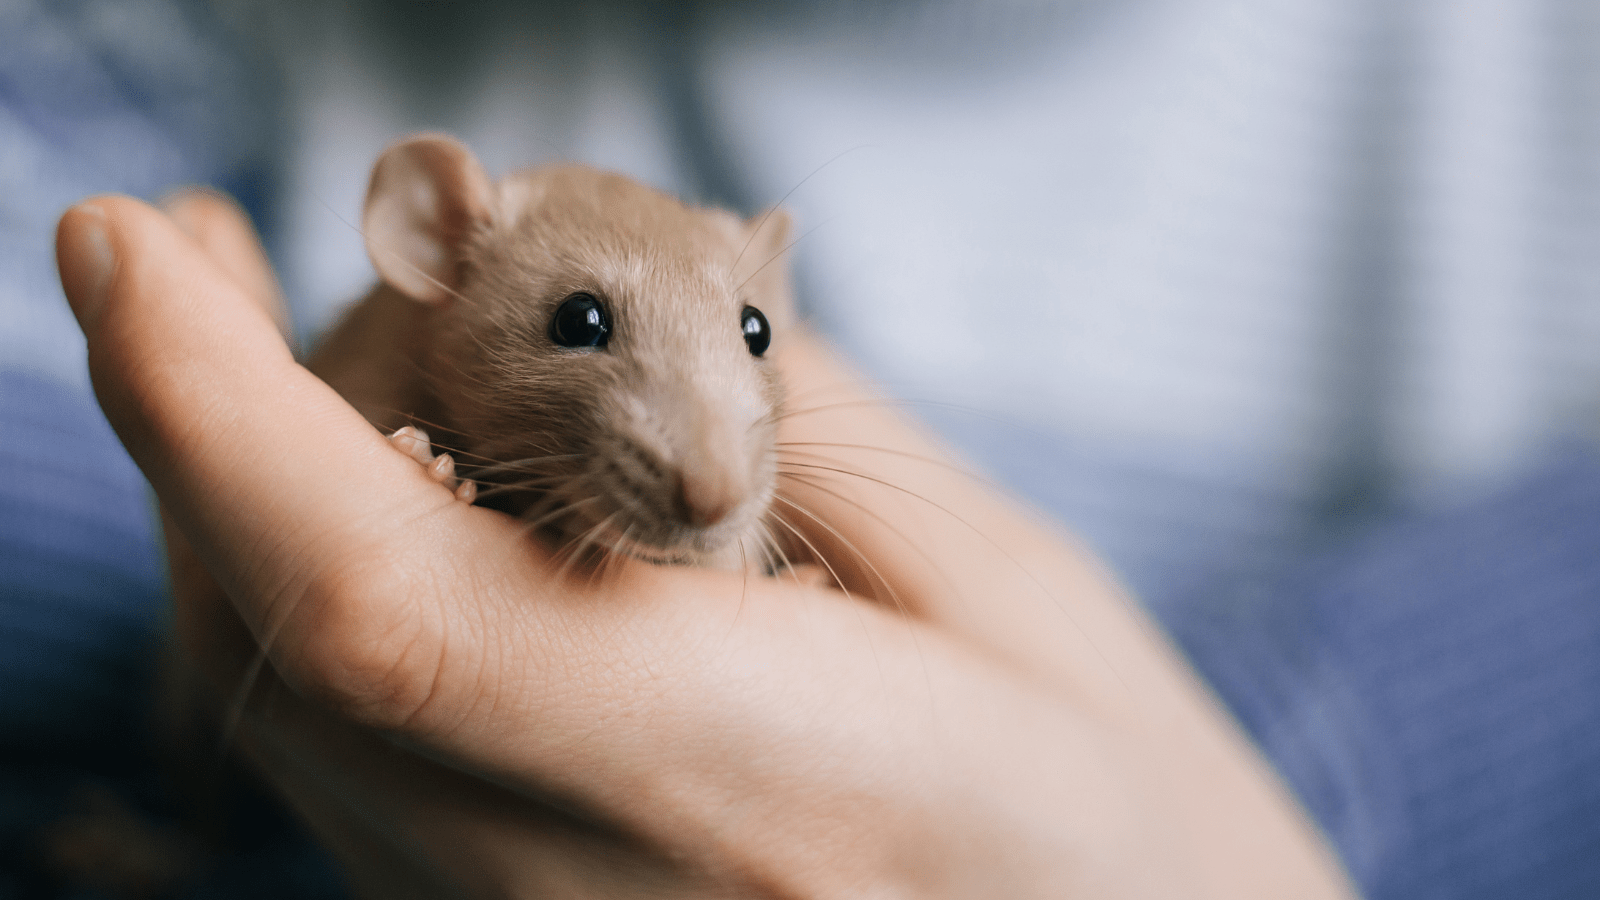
0,2 -> 340,896
0,0 -> 278,391
0,375 -> 344,897
0,370 -> 162,751
1169,448 -> 1600,900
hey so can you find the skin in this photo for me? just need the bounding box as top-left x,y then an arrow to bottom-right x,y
55,191 -> 1358,899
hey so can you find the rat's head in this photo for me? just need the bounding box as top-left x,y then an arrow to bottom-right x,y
363,133 -> 795,564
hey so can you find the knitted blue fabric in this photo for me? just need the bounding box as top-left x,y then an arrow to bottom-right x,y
0,2 -> 340,896
0,370 -> 162,751
1166,449 -> 1600,899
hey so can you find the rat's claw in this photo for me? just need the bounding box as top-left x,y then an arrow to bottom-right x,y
389,426 -> 435,466
428,450 -> 480,505
428,452 -> 458,489
390,426 -> 475,503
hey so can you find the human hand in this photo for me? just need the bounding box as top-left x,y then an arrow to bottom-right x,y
55,193 -> 1355,898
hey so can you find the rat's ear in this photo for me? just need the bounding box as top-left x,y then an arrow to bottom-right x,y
737,208 -> 796,329
363,133 -> 493,305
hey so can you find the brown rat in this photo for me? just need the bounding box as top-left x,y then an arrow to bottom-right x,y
309,133 -> 798,569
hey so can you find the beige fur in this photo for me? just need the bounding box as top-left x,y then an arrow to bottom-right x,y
311,134 -> 796,568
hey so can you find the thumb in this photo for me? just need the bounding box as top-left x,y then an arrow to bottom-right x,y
55,196 -> 488,719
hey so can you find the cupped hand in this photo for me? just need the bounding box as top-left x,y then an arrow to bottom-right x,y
55,193 -> 1355,899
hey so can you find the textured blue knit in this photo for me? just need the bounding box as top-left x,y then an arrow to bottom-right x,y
0,2 -> 338,896
1168,450 -> 1600,899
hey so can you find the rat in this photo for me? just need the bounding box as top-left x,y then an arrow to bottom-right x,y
308,133 -> 799,571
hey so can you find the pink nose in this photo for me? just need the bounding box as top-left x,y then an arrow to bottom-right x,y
678,469 -> 743,528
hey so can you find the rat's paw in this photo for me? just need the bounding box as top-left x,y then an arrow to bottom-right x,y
389,426 -> 477,503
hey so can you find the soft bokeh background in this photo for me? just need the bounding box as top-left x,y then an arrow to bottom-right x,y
270,0 -> 1600,607
3,1 -> 1599,897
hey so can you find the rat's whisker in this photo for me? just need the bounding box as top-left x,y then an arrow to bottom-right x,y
468,453 -> 586,480
778,462 -> 1127,693
319,194 -> 474,309
766,509 -> 891,689
775,466 -> 966,609
520,495 -> 603,536
735,218 -> 834,297
732,144 -> 868,271
551,511 -> 619,583
771,494 -> 939,714
593,523 -> 635,586
776,441 -> 1007,489
770,494 -> 914,622
762,521 -> 800,583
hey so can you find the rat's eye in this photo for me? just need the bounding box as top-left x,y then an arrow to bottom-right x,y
550,293 -> 610,348
741,306 -> 771,357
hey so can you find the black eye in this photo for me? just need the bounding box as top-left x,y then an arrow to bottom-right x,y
550,293 -> 610,348
741,306 -> 771,357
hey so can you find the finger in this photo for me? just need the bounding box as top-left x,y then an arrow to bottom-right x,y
771,333 -> 1173,710
55,195 -> 499,707
160,188 -> 292,340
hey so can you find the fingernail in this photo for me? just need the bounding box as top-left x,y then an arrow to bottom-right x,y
58,202 -> 116,332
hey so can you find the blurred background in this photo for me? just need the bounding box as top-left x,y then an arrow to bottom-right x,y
3,0 -> 1599,897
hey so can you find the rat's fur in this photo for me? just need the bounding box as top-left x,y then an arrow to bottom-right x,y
311,135 -> 797,568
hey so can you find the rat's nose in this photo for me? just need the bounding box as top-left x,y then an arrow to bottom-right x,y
677,467 -> 745,529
